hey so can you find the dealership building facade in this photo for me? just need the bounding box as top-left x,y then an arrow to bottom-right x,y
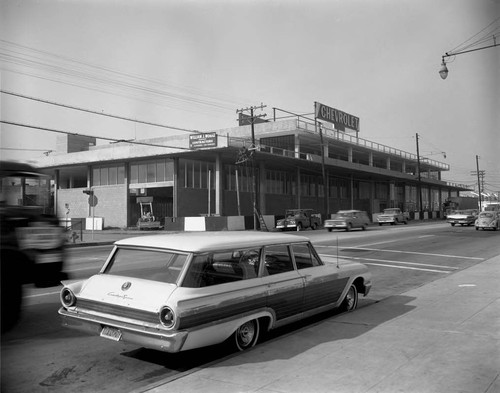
35,105 -> 470,230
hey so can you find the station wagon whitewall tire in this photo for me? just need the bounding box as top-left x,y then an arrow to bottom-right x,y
234,319 -> 260,351
341,284 -> 358,312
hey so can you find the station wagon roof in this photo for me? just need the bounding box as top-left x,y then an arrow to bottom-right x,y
114,231 -> 310,253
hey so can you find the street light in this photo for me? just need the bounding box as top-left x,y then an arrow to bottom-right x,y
439,58 -> 449,80
439,43 -> 498,80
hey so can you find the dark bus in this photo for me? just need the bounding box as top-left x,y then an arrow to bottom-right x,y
1,161 -> 67,332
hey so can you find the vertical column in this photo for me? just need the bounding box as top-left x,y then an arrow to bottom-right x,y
173,158 -> 179,218
386,157 -> 391,170
369,152 -> 373,167
215,154 -> 222,216
86,166 -> 92,217
296,167 -> 301,209
124,163 -> 130,227
259,161 -> 266,214
54,169 -> 59,217
370,180 -> 376,219
389,181 -> 395,207
348,146 -> 353,163
295,134 -> 300,158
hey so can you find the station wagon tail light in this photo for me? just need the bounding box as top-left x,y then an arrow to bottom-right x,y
61,288 -> 76,307
159,306 -> 175,328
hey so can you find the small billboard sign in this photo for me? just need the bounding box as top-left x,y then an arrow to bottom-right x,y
189,132 -> 218,149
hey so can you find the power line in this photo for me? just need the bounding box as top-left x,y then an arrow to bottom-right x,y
0,120 -> 193,151
0,39 -> 255,116
1,147 -> 51,151
1,90 -> 203,134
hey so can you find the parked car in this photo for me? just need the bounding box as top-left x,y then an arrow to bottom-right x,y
475,211 -> 500,231
377,208 -> 408,225
275,209 -> 321,231
446,209 -> 478,226
59,232 -> 371,353
324,210 -> 370,232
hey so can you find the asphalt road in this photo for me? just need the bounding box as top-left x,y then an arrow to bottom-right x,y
1,222 -> 498,393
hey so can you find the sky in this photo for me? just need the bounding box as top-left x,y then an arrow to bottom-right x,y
1,0 -> 499,195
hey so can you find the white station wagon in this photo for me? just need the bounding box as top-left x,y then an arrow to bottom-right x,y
59,232 -> 371,353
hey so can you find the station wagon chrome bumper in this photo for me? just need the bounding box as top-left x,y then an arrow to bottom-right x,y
59,308 -> 188,353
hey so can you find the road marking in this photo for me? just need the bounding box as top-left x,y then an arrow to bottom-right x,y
345,247 -> 483,260
318,245 -> 483,260
361,262 -> 451,274
417,235 -> 435,239
336,255 -> 459,270
351,239 -> 400,248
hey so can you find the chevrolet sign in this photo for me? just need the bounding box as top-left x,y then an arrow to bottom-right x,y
315,102 -> 360,132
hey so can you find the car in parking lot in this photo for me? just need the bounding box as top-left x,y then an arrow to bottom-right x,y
59,231 -> 371,353
324,210 -> 370,232
376,208 -> 408,225
475,211 -> 499,231
446,209 -> 478,226
275,209 -> 322,231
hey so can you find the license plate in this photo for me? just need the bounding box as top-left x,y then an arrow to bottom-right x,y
100,326 -> 122,341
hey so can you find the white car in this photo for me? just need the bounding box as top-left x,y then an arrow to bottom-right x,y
59,232 -> 371,353
446,210 -> 477,226
324,210 -> 370,232
475,211 -> 500,231
377,208 -> 408,225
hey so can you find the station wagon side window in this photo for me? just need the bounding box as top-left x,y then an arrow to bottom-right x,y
291,242 -> 322,269
181,248 -> 262,288
263,244 -> 294,275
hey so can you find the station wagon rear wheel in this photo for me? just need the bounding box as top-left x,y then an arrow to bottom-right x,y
234,319 -> 260,351
340,284 -> 358,312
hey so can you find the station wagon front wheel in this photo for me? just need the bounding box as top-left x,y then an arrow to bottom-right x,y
234,319 -> 260,351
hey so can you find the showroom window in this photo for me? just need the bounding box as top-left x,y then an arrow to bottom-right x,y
92,165 -> 125,186
179,159 -> 215,189
130,159 -> 174,184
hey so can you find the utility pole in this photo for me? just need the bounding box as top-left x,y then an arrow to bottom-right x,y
315,116 -> 328,218
471,155 -> 485,211
236,104 -> 267,230
415,133 -> 423,215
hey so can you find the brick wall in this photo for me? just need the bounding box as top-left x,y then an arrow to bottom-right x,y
57,185 -> 128,228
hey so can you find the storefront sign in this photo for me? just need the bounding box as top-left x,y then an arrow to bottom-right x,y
189,132 -> 218,149
315,102 -> 360,132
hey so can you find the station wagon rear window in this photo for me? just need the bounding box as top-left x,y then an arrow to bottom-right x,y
103,248 -> 189,284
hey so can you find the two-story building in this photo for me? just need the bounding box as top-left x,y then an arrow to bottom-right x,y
34,108 -> 470,231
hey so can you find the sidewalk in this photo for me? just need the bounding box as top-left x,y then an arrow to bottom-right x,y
135,255 -> 499,393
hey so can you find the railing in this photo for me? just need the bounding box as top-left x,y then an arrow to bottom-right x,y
295,119 -> 449,171
227,135 -> 471,190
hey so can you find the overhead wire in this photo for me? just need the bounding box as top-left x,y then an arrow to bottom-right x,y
0,120 -> 193,151
0,39 -> 256,117
448,16 -> 500,54
1,90 -> 203,134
